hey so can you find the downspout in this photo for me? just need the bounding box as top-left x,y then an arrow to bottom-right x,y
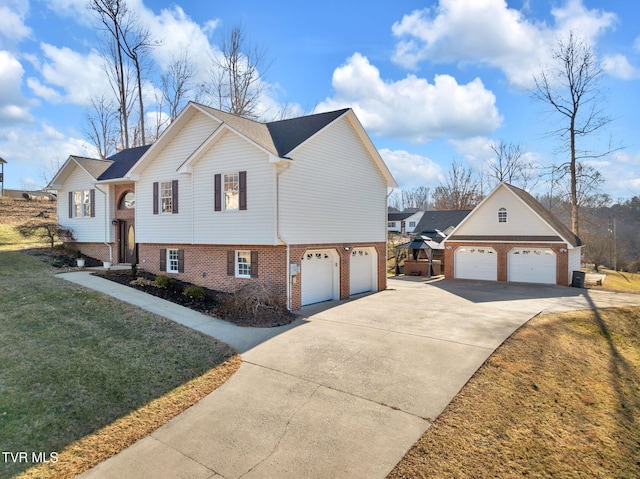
94,184 -> 113,264
386,187 -> 395,281
275,160 -> 293,310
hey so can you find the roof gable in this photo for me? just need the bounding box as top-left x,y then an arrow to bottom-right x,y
48,155 -> 112,189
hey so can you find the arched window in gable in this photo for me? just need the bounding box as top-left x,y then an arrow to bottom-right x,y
498,207 -> 507,223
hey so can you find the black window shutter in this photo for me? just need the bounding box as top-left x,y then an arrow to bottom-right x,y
178,249 -> 184,273
172,180 -> 179,214
214,174 -> 222,212
90,189 -> 96,217
227,250 -> 235,276
159,249 -> 166,272
153,182 -> 159,215
68,191 -> 73,218
239,171 -> 247,210
250,251 -> 258,278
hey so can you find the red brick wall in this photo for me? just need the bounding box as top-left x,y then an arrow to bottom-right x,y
72,242 -> 114,263
138,243 -> 288,302
444,242 -> 569,285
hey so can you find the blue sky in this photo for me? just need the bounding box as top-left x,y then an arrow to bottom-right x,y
1,0 -> 639,200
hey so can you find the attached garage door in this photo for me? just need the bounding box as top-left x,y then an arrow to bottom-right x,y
454,247 -> 497,281
508,248 -> 556,284
301,249 -> 338,306
350,248 -> 377,295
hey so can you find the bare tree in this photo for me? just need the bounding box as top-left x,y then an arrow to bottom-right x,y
90,0 -> 131,149
486,141 -> 539,190
121,18 -> 154,145
432,160 -> 482,210
161,53 -> 195,122
84,95 -> 118,159
200,24 -> 271,119
532,31 -> 618,236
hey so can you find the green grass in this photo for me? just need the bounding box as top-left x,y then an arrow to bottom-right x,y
0,224 -> 48,251
0,251 -> 236,478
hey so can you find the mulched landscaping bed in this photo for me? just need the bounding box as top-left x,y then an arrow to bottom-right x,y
94,270 -> 296,328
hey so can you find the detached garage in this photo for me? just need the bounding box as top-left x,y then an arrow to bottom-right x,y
443,183 -> 584,286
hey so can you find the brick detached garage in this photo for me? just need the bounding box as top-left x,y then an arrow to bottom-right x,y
443,182 -> 583,286
49,102 -> 397,310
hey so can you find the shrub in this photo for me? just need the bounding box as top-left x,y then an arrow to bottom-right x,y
153,275 -> 173,288
130,277 -> 153,287
217,283 -> 294,326
183,285 -> 205,299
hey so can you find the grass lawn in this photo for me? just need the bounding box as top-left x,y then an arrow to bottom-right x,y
596,269 -> 640,293
0,251 -> 239,479
388,306 -> 640,478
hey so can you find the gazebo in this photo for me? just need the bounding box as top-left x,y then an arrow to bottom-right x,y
394,231 -> 446,277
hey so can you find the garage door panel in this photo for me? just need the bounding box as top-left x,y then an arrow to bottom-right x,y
508,248 -> 556,284
302,250 -> 337,306
350,248 -> 376,295
455,247 -> 497,281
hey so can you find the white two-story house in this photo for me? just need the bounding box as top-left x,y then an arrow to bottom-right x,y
49,102 -> 397,310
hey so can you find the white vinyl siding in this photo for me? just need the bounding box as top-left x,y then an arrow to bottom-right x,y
279,117 -> 387,244
567,247 -> 582,285
455,187 -> 556,237
58,167 -> 112,243
192,130 -> 276,245
136,111 -> 216,244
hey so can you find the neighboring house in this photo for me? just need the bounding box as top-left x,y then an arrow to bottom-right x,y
443,182 -> 583,285
412,210 -> 472,237
49,102 -> 397,310
387,211 -> 424,235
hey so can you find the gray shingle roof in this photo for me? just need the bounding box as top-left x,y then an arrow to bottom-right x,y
73,156 -> 113,180
413,210 -> 472,235
98,145 -> 151,181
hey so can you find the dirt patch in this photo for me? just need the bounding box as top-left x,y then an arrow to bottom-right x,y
96,270 -> 296,328
0,196 -> 57,225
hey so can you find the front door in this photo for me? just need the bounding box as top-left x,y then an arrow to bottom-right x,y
119,220 -> 137,264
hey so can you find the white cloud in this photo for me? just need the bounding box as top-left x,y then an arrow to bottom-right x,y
27,44 -> 110,105
380,148 -> 443,187
392,0 -> 617,88
0,0 -> 31,48
0,50 -> 33,126
602,54 -> 640,80
317,53 -> 502,143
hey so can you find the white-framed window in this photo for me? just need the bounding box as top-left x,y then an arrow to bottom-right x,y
74,190 -> 91,217
161,181 -> 173,213
167,248 -> 180,273
224,173 -> 239,210
498,207 -> 507,223
236,250 -> 251,278
409,221 -> 416,227
388,222 -> 395,228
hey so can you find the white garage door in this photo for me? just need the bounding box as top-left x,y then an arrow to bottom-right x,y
301,249 -> 338,306
508,248 -> 556,284
350,248 -> 377,295
455,247 -> 497,281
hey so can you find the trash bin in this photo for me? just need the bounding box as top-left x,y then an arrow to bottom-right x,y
571,270 -> 585,288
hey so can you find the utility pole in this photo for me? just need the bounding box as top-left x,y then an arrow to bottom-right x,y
608,214 -> 617,271
0,157 -> 6,197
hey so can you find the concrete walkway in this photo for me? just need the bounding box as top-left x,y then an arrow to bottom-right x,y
58,272 -> 640,479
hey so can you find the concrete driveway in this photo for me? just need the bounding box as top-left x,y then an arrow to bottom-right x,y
75,276 -> 640,479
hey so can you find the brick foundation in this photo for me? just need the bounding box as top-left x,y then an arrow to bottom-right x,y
444,242 -> 570,285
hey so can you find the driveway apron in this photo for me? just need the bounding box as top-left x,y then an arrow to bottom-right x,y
71,274 -> 640,479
